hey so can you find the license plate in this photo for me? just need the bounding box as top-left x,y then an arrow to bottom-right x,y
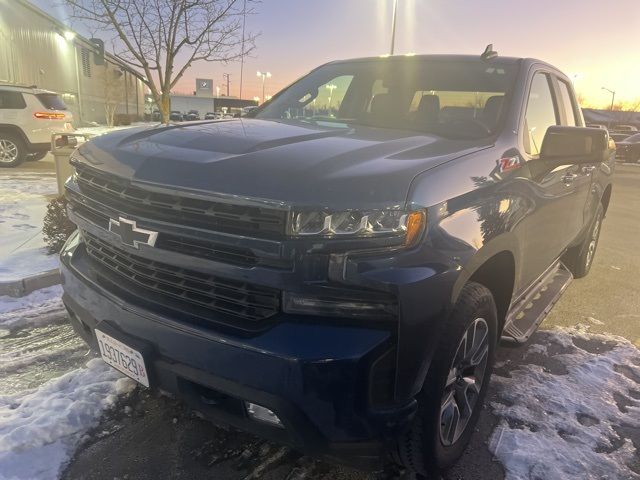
95,329 -> 149,387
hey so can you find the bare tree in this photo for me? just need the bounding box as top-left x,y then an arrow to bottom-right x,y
612,99 -> 640,123
103,64 -> 124,127
65,0 -> 256,123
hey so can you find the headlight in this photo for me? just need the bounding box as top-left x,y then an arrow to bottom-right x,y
291,209 -> 426,244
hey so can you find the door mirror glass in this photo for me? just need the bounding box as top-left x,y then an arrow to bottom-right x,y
540,126 -> 608,164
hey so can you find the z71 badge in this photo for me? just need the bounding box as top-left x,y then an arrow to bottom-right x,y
498,155 -> 522,173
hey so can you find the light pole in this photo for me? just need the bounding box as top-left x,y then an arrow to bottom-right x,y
602,86 -> 616,128
239,0 -> 247,99
325,84 -> 337,115
390,0 -> 398,55
257,71 -> 271,103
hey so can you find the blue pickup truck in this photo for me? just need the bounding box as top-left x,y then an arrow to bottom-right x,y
60,51 -> 614,476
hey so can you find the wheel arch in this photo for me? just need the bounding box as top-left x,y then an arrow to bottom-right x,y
452,248 -> 516,335
0,124 -> 29,145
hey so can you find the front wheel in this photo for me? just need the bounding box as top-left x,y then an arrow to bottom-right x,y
397,282 -> 497,476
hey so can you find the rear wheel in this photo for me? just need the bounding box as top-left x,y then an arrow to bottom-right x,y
397,282 -> 497,476
0,133 -> 26,167
563,203 -> 604,278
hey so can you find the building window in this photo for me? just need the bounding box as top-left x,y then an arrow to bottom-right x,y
81,48 -> 91,78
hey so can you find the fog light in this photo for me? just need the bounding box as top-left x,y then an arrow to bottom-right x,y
245,402 -> 283,428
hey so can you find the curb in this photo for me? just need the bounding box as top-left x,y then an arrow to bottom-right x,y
0,268 -> 61,298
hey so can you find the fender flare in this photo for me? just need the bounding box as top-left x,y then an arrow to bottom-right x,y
450,231 -> 520,307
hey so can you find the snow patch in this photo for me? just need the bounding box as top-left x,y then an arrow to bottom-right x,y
0,285 -> 64,327
0,247 -> 58,283
585,316 -> 605,326
489,328 -> 640,480
0,359 -> 135,480
0,172 -> 59,281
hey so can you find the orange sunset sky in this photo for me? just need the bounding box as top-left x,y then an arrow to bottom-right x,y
39,0 -> 640,108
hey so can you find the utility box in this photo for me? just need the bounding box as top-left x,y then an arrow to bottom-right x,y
51,133 -> 92,195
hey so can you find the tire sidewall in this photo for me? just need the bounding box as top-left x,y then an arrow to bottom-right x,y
402,282 -> 498,474
0,133 -> 26,168
576,204 -> 604,277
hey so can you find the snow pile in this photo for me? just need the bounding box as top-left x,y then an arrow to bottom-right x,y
0,285 -> 136,479
0,285 -> 65,329
490,328 -> 640,480
0,359 -> 135,480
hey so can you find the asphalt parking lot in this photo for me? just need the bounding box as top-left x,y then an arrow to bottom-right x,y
14,159 -> 639,480
545,163 -> 640,347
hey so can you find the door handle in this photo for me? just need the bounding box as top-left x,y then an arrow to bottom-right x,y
582,165 -> 596,175
561,173 -> 578,184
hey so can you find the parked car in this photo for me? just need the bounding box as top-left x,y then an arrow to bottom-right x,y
0,85 -> 74,167
151,110 -> 161,122
185,110 -> 200,121
614,132 -> 640,162
242,106 -> 259,116
611,124 -> 638,133
169,111 -> 183,122
204,112 -> 218,120
61,53 -> 614,476
611,132 -> 632,143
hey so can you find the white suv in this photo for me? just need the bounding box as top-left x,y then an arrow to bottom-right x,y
0,85 -> 74,167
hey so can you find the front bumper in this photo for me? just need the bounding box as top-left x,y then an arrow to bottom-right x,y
60,233 -> 427,466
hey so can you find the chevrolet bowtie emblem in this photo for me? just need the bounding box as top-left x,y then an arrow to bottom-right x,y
108,217 -> 158,249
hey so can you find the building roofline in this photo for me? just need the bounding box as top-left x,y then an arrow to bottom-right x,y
17,0 -> 145,82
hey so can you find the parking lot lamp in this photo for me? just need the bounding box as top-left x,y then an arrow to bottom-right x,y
257,71 -> 271,103
390,0 -> 398,55
601,86 -> 616,128
325,84 -> 337,114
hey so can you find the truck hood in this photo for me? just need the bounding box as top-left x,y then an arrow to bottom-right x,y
78,119 -> 491,209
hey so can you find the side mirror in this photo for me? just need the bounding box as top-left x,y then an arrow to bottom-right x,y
540,126 -> 609,164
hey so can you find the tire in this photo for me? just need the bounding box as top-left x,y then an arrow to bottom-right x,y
562,203 -> 604,279
0,133 -> 26,167
27,151 -> 48,161
397,282 -> 498,476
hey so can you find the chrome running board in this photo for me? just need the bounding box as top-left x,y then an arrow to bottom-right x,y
501,262 -> 573,344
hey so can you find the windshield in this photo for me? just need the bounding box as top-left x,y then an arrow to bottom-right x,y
253,58 -> 517,139
35,93 -> 67,110
623,133 -> 640,142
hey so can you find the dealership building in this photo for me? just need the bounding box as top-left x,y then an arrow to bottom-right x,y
0,0 -> 145,125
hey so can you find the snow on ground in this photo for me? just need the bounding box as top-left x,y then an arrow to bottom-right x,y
0,286 -> 135,480
0,284 -> 64,327
489,327 -> 640,480
0,359 -> 135,480
0,172 -> 59,281
0,247 -> 59,283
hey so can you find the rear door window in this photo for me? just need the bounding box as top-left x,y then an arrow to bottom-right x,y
36,93 -> 68,111
0,91 -> 27,109
557,80 -> 578,126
